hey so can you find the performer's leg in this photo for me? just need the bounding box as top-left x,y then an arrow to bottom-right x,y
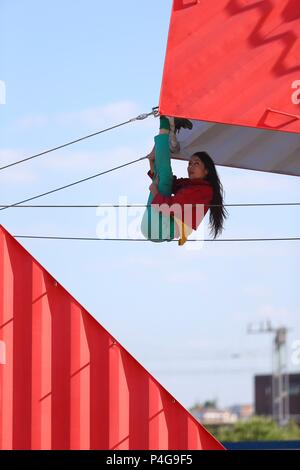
141,134 -> 175,241
154,133 -> 173,195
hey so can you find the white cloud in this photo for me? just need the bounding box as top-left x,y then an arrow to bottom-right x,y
220,168 -> 298,195
0,149 -> 37,184
41,146 -> 139,172
231,304 -> 297,327
10,100 -> 142,132
16,114 -> 49,130
243,284 -> 274,298
193,236 -> 299,259
57,101 -> 140,128
108,254 -> 158,270
0,149 -> 24,166
231,300 -> 298,324
2,169 -> 36,184
0,143 -> 146,196
12,219 -> 62,236
256,304 -> 293,322
163,270 -> 207,284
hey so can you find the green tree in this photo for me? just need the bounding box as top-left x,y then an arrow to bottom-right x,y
203,400 -> 217,409
208,417 -> 300,442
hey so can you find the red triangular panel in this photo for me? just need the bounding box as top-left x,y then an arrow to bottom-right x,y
0,225 -> 224,450
160,0 -> 300,134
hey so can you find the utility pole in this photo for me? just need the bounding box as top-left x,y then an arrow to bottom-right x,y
247,320 -> 289,426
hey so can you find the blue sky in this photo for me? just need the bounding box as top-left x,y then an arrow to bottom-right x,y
1,0 -> 299,410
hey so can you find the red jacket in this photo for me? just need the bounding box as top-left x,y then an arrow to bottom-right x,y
148,170 -> 213,233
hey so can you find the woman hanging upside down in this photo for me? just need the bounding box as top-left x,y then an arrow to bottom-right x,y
141,115 -> 228,245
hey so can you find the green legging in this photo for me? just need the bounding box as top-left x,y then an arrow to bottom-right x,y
141,133 -> 176,242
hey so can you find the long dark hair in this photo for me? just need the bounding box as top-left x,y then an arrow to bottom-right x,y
193,151 -> 228,239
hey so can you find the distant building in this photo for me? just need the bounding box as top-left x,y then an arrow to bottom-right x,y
229,404 -> 254,420
191,404 -> 240,426
255,373 -> 300,424
190,400 -> 254,426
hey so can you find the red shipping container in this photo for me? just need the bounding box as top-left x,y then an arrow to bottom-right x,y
0,225 -> 224,450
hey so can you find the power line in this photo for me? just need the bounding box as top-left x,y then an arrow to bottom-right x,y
1,202 -> 300,208
4,165 -> 298,212
0,109 -> 156,171
152,368 -> 267,376
13,235 -> 300,242
0,156 -> 147,211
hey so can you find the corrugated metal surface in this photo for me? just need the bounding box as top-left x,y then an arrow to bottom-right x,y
160,0 -> 300,176
160,0 -> 300,133
0,225 -> 224,450
173,120 -> 300,177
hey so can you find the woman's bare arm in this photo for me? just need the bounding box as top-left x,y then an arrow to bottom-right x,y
147,145 -> 155,174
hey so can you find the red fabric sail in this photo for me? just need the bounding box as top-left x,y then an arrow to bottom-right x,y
160,0 -> 300,134
0,225 -> 224,450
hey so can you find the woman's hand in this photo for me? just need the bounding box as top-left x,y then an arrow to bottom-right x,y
147,146 -> 155,162
149,182 -> 159,196
147,146 -> 155,173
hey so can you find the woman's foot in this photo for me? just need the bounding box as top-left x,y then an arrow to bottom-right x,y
159,115 -> 192,153
159,116 -> 179,152
174,117 -> 193,133
166,117 -> 180,153
159,115 -> 193,133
